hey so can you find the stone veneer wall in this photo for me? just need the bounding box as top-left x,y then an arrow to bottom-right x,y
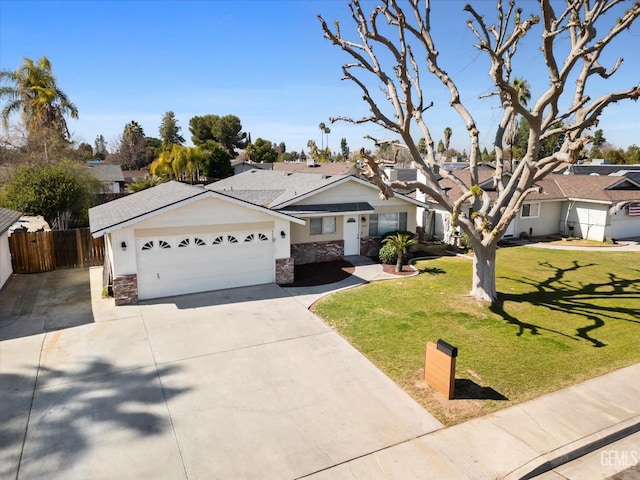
275,258 -> 294,284
291,240 -> 344,265
360,236 -> 382,257
113,274 -> 138,306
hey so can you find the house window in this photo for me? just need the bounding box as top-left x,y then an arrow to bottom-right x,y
310,216 -> 337,235
212,236 -> 223,245
368,212 -> 407,236
141,241 -> 154,251
258,233 -> 269,242
521,202 -> 540,218
158,240 -> 171,249
244,234 -> 255,243
178,238 -> 190,248
194,237 -> 206,246
227,235 -> 238,243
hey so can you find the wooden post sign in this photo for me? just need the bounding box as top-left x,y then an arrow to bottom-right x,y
424,339 -> 458,399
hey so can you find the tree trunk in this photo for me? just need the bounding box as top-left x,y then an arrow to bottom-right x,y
396,254 -> 403,272
470,244 -> 497,303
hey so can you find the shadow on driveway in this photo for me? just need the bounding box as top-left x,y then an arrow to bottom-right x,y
0,269 -> 94,341
1,358 -> 189,479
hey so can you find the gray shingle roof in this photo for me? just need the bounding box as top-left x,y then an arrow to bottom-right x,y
89,181 -> 206,236
87,164 -> 125,183
208,170 -> 350,208
0,207 -> 22,235
271,162 -> 357,175
217,189 -> 285,207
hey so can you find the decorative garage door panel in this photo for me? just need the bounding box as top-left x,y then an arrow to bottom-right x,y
136,231 -> 274,300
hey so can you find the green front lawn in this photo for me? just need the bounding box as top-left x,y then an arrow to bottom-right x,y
313,247 -> 640,425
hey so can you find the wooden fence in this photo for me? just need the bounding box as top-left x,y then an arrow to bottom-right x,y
9,228 -> 104,274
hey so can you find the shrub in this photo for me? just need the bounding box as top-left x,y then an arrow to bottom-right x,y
378,242 -> 398,264
459,234 -> 473,252
378,231 -> 417,265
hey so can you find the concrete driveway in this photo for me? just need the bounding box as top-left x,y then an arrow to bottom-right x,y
0,268 -> 442,479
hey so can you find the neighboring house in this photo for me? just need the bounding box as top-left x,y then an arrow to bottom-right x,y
0,207 -> 23,289
232,160 -> 359,176
232,160 -> 273,175
417,169 -> 640,242
87,164 -> 126,193
552,174 -> 640,241
271,161 -> 359,176
89,170 -> 424,304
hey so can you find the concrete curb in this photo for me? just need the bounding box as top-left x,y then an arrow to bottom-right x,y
502,415 -> 640,480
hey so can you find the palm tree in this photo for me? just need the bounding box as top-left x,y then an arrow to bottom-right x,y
0,56 -> 78,139
382,233 -> 417,272
319,122 -> 326,149
324,126 -> 331,156
121,120 -> 146,169
129,175 -> 167,192
443,127 -> 452,161
505,77 -> 531,166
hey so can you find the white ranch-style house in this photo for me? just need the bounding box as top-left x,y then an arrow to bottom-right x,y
89,170 -> 424,304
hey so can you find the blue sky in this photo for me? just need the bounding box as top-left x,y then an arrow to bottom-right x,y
1,0 -> 638,156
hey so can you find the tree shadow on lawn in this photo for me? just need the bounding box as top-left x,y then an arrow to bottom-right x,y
0,359 -> 189,479
491,260 -> 640,348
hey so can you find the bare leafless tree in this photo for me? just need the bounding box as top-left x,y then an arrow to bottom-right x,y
319,0 -> 640,303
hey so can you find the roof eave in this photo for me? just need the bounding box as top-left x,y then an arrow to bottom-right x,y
91,189 -> 305,238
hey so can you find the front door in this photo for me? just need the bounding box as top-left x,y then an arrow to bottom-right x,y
343,216 -> 360,255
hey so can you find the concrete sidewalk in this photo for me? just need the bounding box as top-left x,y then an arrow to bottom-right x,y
525,237 -> 640,252
304,362 -> 640,479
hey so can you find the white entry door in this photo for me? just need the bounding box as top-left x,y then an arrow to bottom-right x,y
343,216 -> 360,255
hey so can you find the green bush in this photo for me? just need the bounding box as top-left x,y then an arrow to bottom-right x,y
378,231 -> 416,264
378,242 -> 398,264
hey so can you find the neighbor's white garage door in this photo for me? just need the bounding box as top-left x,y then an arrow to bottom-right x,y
609,210 -> 640,240
136,231 -> 274,300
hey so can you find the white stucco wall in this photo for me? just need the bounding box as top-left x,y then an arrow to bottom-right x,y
515,201 -> 563,238
109,195 -> 295,276
607,208 -> 640,240
0,231 -> 13,288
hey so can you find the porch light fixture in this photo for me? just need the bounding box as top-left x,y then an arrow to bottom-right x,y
121,241 -> 127,251
280,231 -> 286,239
361,216 -> 367,224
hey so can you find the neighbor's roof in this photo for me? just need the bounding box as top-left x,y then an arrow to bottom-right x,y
432,171 -> 640,205
87,164 -> 125,183
551,174 -> 640,203
557,164 -> 640,176
0,207 -> 22,235
271,161 -> 357,175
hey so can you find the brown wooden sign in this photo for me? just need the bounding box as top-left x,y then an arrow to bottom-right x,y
424,340 -> 457,399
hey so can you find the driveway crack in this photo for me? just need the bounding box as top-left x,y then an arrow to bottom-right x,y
15,328 -> 46,480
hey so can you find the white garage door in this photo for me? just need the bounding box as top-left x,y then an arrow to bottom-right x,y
610,210 -> 640,240
136,231 -> 274,300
